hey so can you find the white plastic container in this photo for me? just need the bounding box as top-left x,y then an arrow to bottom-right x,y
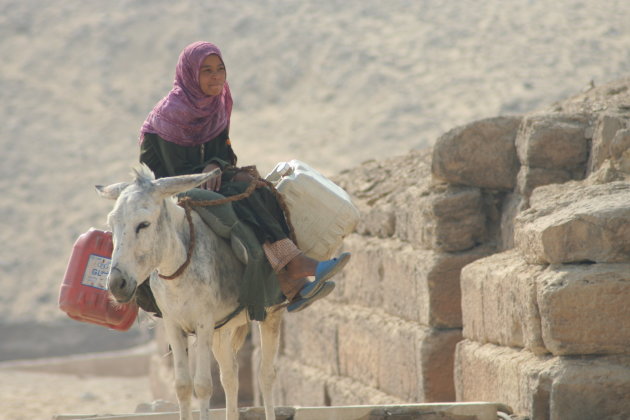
266,160 -> 360,261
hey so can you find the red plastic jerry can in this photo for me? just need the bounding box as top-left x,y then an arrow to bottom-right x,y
58,228 -> 138,331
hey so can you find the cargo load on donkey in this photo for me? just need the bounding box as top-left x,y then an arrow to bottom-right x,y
58,159 -> 358,330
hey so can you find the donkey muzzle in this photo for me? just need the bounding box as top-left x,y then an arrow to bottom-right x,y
107,266 -> 137,303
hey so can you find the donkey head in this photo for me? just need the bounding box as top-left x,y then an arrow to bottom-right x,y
96,165 -> 219,303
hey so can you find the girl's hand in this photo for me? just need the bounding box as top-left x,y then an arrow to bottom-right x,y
202,163 -> 222,191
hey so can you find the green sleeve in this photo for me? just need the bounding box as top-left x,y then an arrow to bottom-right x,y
140,131 -> 235,179
207,157 -> 231,171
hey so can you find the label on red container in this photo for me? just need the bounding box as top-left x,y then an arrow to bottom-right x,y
81,254 -> 111,290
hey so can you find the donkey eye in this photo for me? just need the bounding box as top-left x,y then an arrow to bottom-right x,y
135,221 -> 150,234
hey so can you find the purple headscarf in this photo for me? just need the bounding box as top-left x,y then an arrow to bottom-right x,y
140,41 -> 233,146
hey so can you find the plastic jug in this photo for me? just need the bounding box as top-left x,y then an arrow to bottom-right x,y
266,160 -> 360,261
58,228 -> 138,331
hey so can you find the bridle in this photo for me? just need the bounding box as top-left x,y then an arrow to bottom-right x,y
158,200 -> 196,280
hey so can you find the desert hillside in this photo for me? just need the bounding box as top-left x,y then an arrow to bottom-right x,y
1,0 -> 629,350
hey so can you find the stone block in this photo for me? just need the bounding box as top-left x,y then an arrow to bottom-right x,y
333,234 -> 492,328
455,340 -> 555,419
537,263 -> 630,355
335,148 -> 488,252
355,202 -> 396,238
280,305 -> 340,375
461,251 -> 630,356
549,355 -> 630,420
588,113 -> 628,174
273,356 -> 403,407
354,183 -> 487,252
610,128 -> 630,174
527,178 -> 630,210
516,113 -> 590,170
334,149 -> 433,239
516,165 -> 574,197
273,356 -> 328,407
324,366 -> 406,407
515,181 -> 630,264
499,192 -> 526,251
395,184 -> 487,252
610,128 -> 630,160
455,340 -> 630,420
461,250 -> 547,354
432,116 -> 522,190
330,234 -> 386,310
333,302 -> 462,402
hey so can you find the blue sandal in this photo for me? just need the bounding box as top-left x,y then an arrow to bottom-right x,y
299,252 -> 351,299
288,281 -> 336,313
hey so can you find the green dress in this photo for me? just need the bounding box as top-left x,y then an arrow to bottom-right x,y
138,130 -> 286,321
140,130 -> 290,244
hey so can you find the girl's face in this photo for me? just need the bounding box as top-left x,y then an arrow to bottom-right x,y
198,54 -> 226,96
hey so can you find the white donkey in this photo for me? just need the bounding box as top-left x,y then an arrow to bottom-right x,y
97,165 -> 282,420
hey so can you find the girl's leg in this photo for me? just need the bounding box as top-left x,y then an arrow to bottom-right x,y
262,238 -> 313,301
263,238 -> 349,303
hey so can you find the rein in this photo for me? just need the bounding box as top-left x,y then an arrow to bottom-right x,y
158,202 -> 196,280
158,173 -> 296,280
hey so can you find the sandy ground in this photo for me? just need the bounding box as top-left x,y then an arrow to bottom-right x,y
0,369 -> 152,420
1,0 -> 629,417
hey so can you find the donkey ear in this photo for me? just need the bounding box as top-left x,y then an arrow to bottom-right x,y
95,182 -> 129,200
153,169 -> 221,198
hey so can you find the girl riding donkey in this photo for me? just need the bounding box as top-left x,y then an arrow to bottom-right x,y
137,41 -> 350,315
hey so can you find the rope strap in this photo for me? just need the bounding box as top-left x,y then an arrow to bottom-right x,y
158,169 -> 296,280
158,204 -> 195,280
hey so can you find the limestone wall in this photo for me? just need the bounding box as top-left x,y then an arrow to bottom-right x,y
449,79 -> 630,419
266,77 -> 630,419
147,77 -> 630,418
267,133 -> 505,405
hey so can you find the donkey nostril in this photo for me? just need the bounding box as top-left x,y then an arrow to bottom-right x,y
119,278 -> 126,289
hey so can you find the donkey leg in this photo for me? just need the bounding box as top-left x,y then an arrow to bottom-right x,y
212,325 -> 246,420
258,308 -> 283,420
164,321 -> 194,420
195,323 -> 215,420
